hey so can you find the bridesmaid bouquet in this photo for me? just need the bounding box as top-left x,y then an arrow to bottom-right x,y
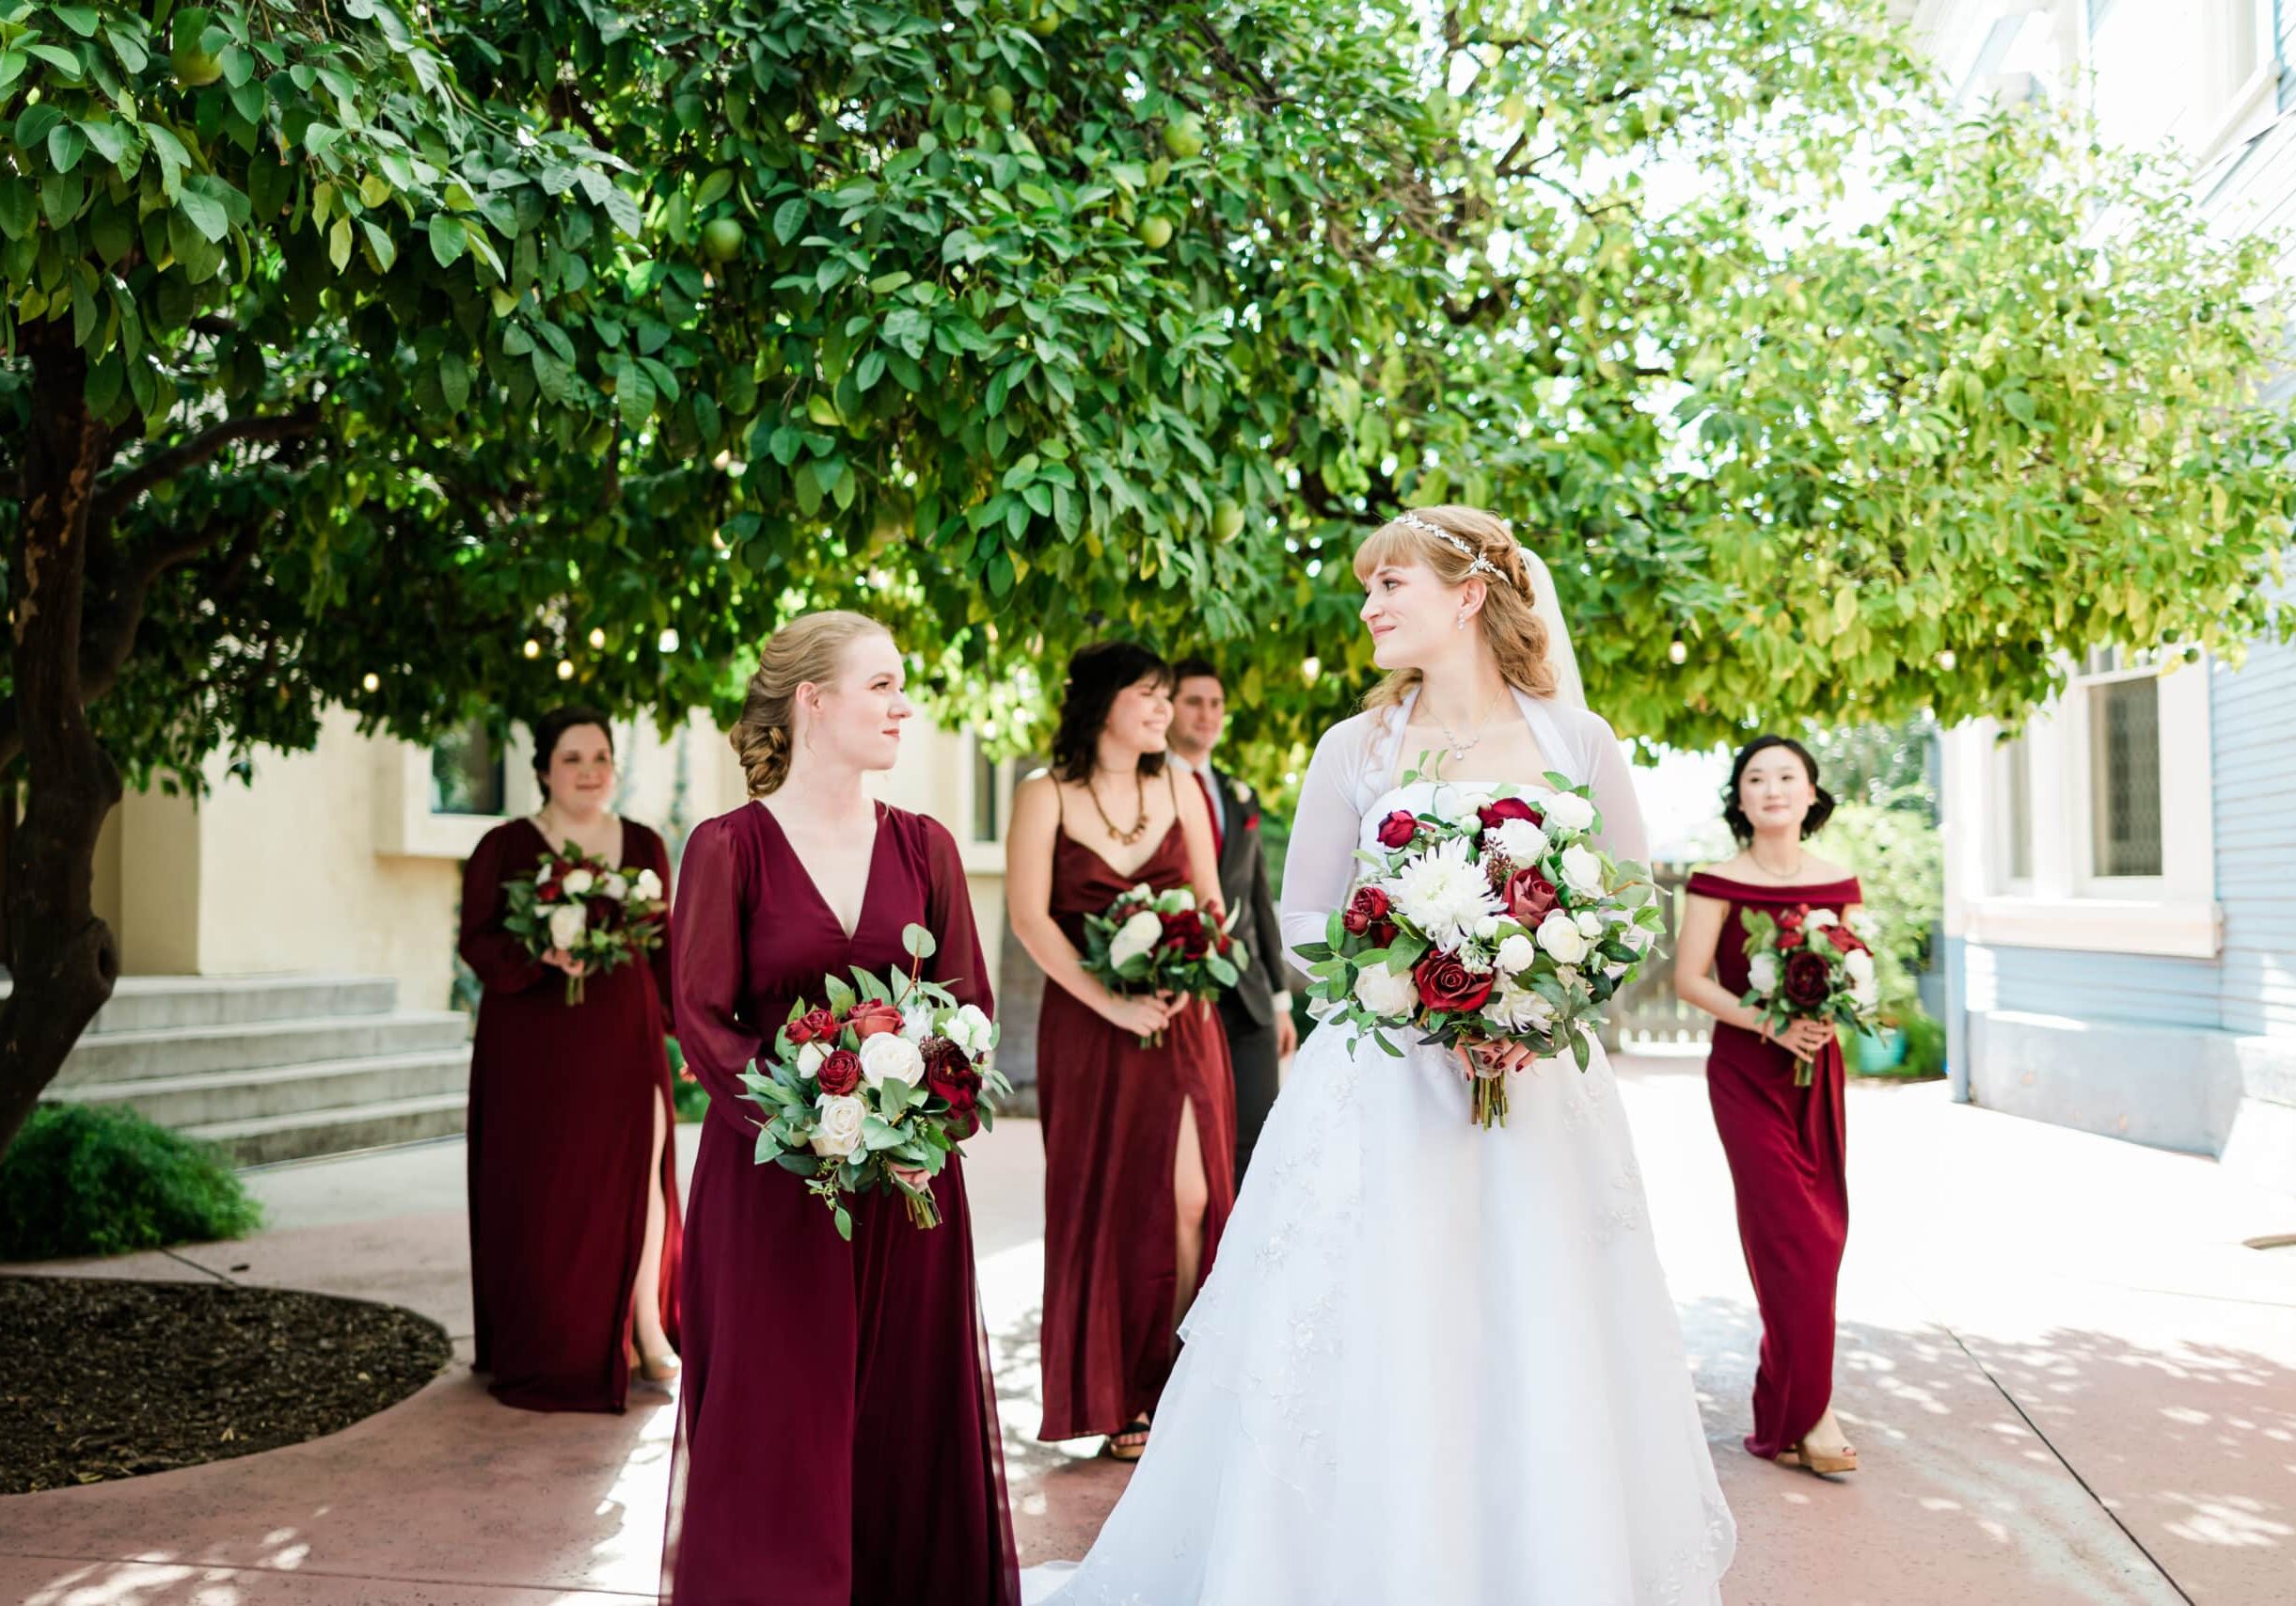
1738,906 -> 1882,1087
500,846 -> 667,1005
1294,773 -> 1663,1129
737,923 -> 1009,1237
1079,883 -> 1247,1046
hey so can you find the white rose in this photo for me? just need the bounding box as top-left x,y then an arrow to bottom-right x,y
1844,949 -> 1876,986
1575,910 -> 1605,938
1748,951 -> 1781,996
947,1004 -> 994,1057
1496,933 -> 1538,976
1852,976 -> 1880,1010
562,867 -> 595,897
860,1032 -> 925,1089
1540,791 -> 1596,834
1807,908 -> 1839,930
796,1042 -> 827,1078
1493,819 -> 1549,864
598,871 -> 629,901
1559,843 -> 1606,897
1352,962 -> 1417,1018
809,1094 -> 868,1157
1108,909 -> 1165,970
546,904 -> 587,950
1441,788 -> 1495,826
1473,914 -> 1502,941
1535,911 -> 1589,964
633,867 -> 663,901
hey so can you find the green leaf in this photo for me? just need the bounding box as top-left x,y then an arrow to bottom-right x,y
327,214 -> 353,272
47,122 -> 87,175
0,179 -> 33,241
426,212 -> 467,266
176,186 -> 230,244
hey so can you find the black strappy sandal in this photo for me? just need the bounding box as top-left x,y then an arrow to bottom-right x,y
1101,1415 -> 1152,1462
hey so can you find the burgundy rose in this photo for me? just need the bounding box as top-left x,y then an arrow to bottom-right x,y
1413,951 -> 1495,1014
787,1006 -> 840,1045
1782,950 -> 1834,1011
1161,910 -> 1211,961
846,1001 -> 904,1040
1343,885 -> 1399,947
1777,907 -> 1806,930
1376,810 -> 1419,849
538,879 -> 564,904
1504,868 -> 1560,927
1825,923 -> 1863,954
816,1048 -> 863,1096
922,1037 -> 979,1106
1478,796 -> 1545,832
590,895 -> 625,932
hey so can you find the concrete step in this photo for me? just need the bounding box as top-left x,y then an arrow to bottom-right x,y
182,1092 -> 470,1167
52,1050 -> 471,1131
53,1011 -> 470,1087
0,975 -> 404,1035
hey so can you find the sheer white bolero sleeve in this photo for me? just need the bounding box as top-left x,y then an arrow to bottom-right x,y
1275,688 -> 1652,983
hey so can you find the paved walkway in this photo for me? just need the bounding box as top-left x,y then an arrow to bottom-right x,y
3,1058 -> 2291,1604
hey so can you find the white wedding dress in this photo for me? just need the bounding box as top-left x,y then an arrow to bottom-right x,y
1024,686 -> 1734,1606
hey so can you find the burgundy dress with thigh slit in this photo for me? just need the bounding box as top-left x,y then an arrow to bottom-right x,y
662,801 -> 1019,1606
460,817 -> 683,1414
1687,870 -> 1861,1460
1035,816 -> 1239,1443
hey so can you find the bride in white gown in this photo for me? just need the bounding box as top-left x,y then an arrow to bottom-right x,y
1025,506 -> 1734,1605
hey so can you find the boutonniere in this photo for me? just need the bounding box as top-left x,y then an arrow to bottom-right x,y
1244,811 -> 1262,833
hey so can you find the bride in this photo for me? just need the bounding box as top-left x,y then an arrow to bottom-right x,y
1025,506 -> 1734,1605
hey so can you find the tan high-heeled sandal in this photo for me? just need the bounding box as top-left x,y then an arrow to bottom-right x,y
1777,1438 -> 1858,1474
629,1343 -> 681,1386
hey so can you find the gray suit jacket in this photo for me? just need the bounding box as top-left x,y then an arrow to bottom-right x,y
1207,764 -> 1285,1030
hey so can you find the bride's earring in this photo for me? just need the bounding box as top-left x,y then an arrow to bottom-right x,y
1454,606 -> 1468,632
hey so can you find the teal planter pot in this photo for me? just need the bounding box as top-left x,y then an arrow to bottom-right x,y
1854,1026 -> 1908,1072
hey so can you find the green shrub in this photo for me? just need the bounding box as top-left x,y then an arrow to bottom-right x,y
1817,794 -> 1943,1026
1900,1010 -> 1947,1078
666,1037 -> 709,1123
0,1104 -> 263,1261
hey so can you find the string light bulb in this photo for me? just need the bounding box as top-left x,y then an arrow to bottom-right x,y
360,672 -> 380,692
557,660 -> 576,681
588,627 -> 607,649
522,639 -> 541,660
1938,649 -> 1957,670
1668,640 -> 1687,665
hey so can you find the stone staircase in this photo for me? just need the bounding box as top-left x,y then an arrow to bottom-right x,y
31,975 -> 471,1165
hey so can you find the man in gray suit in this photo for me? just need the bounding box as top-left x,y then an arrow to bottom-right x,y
1166,658 -> 1296,1178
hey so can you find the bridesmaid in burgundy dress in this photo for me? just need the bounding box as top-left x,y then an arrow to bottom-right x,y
663,612 -> 1018,1606
1674,734 -> 1863,1475
1006,641 -> 1237,1462
460,706 -> 682,1412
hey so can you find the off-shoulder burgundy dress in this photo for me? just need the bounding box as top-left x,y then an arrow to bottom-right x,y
661,801 -> 1019,1606
1035,812 -> 1238,1442
459,817 -> 683,1414
1686,870 -> 1862,1459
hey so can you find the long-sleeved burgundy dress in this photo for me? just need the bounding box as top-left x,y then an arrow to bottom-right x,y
1036,816 -> 1238,1443
662,800 -> 1019,1606
460,817 -> 683,1414
1686,869 -> 1862,1460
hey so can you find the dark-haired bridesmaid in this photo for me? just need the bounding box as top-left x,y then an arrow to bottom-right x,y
460,706 -> 682,1412
663,612 -> 1018,1606
1005,641 -> 1236,1463
1673,735 -> 1862,1475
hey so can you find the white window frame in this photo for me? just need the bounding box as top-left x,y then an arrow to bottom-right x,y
1956,651 -> 2221,959
373,728 -> 541,859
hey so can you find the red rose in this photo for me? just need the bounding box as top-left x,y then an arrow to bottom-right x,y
1504,868 -> 1560,926
1376,811 -> 1419,849
816,1048 -> 863,1096
1342,886 -> 1390,935
537,879 -> 563,904
787,1006 -> 840,1045
1825,924 -> 1861,954
846,1001 -> 904,1039
1478,797 -> 1544,832
1777,908 -> 1805,930
1413,950 -> 1495,1014
1782,950 -> 1834,1011
1777,928 -> 1806,952
1161,910 -> 1211,961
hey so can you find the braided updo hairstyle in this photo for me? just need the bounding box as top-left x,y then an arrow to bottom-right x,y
730,611 -> 893,797
1354,504 -> 1556,709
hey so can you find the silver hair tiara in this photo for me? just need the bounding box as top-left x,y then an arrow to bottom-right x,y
1393,509 -> 1513,587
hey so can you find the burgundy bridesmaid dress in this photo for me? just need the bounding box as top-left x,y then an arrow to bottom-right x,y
1036,811 -> 1239,1442
662,802 -> 1019,1606
460,818 -> 683,1414
1686,869 -> 1862,1459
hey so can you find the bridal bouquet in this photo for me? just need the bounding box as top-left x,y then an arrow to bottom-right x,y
736,923 -> 1008,1237
499,846 -> 667,1005
1295,773 -> 1662,1128
1079,883 -> 1246,1046
1738,905 -> 1881,1087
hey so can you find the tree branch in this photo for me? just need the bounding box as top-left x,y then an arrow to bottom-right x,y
93,405 -> 321,525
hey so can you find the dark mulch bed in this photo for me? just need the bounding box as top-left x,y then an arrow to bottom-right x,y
0,1276 -> 451,1494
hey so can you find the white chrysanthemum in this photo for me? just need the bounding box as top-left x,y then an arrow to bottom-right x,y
1386,835 -> 1502,950
1489,977 -> 1557,1036
1352,962 -> 1417,1018
1492,819 -> 1549,865
1559,843 -> 1606,897
1108,909 -> 1164,969
1749,952 -> 1781,996
1540,791 -> 1596,834
1496,933 -> 1538,976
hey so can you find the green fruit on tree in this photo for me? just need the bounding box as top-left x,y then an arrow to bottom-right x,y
1027,7 -> 1061,36
1162,117 -> 1205,159
1212,500 -> 1244,543
701,218 -> 745,263
170,33 -> 224,87
1135,215 -> 1174,249
988,85 -> 1015,120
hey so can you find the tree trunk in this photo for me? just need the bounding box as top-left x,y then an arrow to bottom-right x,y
0,330 -> 123,1157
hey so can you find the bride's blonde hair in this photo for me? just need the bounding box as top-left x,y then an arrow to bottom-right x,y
1354,504 -> 1556,710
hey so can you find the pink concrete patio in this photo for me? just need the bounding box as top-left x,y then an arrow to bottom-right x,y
4,1058 -> 2291,1604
